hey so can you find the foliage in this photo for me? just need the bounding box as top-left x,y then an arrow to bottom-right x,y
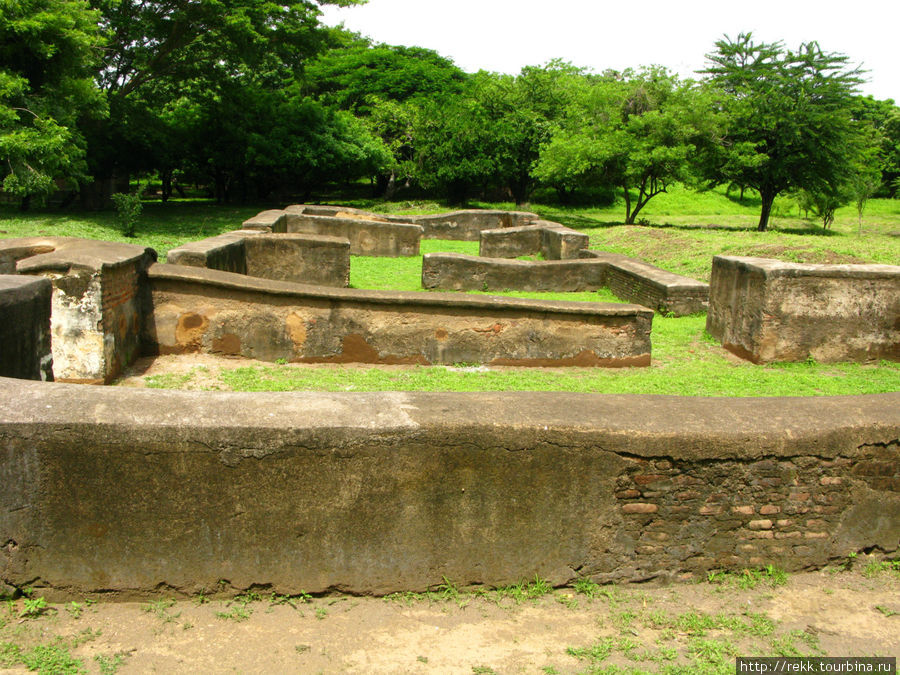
306,39 -> 466,112
534,67 -> 718,223
0,0 -> 105,204
109,187 -> 142,237
699,33 -> 874,231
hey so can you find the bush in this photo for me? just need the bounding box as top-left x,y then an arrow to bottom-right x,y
110,188 -> 144,237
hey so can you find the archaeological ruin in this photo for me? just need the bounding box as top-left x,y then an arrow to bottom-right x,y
1,206 -> 898,600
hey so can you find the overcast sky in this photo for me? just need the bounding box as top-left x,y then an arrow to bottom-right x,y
320,0 -> 898,102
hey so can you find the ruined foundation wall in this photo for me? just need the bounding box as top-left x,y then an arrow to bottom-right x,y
707,256 -> 900,363
0,276 -> 53,381
1,380 -> 897,599
279,212 -> 421,257
422,254 -> 609,293
144,263 -> 652,367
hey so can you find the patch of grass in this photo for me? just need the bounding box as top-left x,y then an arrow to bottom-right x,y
216,605 -> 252,622
862,560 -> 900,578
874,605 -> 898,618
20,643 -> 85,674
706,565 -> 788,590
0,641 -> 22,668
491,576 -> 553,605
566,637 -> 614,664
95,652 -> 129,675
64,602 -> 83,619
142,598 -> 179,623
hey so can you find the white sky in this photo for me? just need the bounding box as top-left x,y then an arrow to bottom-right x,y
320,0 -> 898,102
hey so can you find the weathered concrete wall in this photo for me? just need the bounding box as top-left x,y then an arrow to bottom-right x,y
422,253 -> 608,293
243,234 -> 349,287
277,210 -> 421,257
145,263 -> 652,367
0,276 -> 53,381
479,225 -> 542,259
707,256 -> 900,363
168,231 -> 350,287
479,222 -> 589,260
581,251 -> 709,316
280,205 -> 540,240
423,252 -> 708,316
2,238 -> 157,383
1,379 -> 897,599
167,232 -> 247,274
393,210 -> 540,240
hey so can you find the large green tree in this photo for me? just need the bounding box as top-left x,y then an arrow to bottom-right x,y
534,67 -> 716,223
0,0 -> 105,206
82,0 -> 366,203
700,33 -> 870,231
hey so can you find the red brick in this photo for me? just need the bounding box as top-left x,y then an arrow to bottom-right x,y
804,531 -> 828,539
748,519 -> 773,530
819,476 -> 842,486
622,503 -> 658,514
699,505 -> 722,516
789,492 -> 810,501
759,505 -> 781,515
732,505 -> 755,515
616,489 -> 641,499
675,491 -> 702,501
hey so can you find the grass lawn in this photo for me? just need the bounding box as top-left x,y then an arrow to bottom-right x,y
3,187 -> 899,396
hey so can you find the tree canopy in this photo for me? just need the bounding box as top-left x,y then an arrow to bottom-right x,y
700,33 -> 872,231
0,0 -> 105,204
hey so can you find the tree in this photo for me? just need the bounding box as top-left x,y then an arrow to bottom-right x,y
700,33 -> 870,231
0,0 -> 105,207
82,0 -> 364,203
534,68 -> 716,223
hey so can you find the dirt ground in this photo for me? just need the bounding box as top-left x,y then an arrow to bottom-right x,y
1,568 -> 898,674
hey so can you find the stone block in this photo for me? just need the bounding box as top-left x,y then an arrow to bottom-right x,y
706,256 -> 900,363
0,275 -> 53,380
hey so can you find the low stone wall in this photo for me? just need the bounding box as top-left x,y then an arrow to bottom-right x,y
1,238 -> 156,383
479,221 -> 589,260
581,251 -> 710,316
167,231 -> 350,287
145,263 -> 652,366
393,209 -> 540,240
268,205 -> 541,240
241,205 -> 421,257
0,275 -> 53,381
422,254 -> 608,293
422,252 -> 708,316
707,256 -> 900,363
1,378 -> 896,599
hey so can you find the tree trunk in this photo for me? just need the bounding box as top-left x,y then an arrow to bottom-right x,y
623,186 -> 633,224
757,188 -> 776,231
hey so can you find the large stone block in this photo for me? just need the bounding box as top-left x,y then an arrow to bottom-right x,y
168,231 -> 350,287
2,238 -> 156,383
706,256 -> 900,363
0,275 -> 53,381
145,263 -> 653,367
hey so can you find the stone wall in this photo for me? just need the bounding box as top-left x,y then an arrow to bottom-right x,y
167,231 -> 350,287
1,379 -> 896,599
247,206 -> 422,257
581,251 -> 710,317
422,254 -> 608,293
145,263 -> 653,367
2,238 -> 156,383
0,276 -> 53,381
392,209 -> 540,240
706,256 -> 900,363
479,222 -> 589,260
423,252 -> 708,316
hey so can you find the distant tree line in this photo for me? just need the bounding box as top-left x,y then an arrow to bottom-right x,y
2,0 -> 898,230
